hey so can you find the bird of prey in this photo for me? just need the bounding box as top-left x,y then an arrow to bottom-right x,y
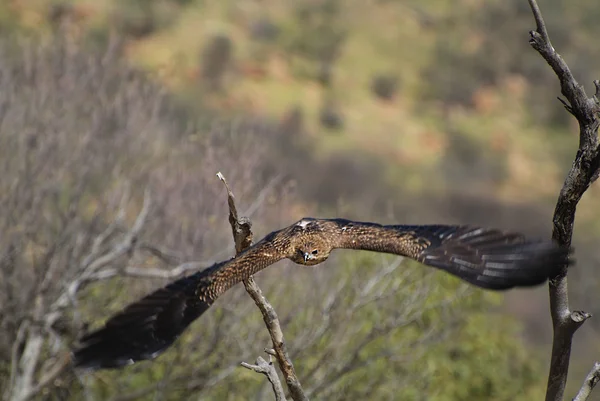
72,218 -> 570,370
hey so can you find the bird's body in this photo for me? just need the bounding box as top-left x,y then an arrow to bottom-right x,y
73,218 -> 570,370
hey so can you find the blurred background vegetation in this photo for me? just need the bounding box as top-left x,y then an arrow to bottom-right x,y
1,0 -> 600,400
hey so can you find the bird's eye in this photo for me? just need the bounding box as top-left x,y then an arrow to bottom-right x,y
312,249 -> 319,255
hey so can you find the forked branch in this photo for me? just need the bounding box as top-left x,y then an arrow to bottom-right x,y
526,1 -> 600,400
217,172 -> 308,401
241,356 -> 287,401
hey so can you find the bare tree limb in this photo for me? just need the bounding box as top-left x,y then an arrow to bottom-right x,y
573,363 -> 600,401
4,321 -> 29,401
85,187 -> 130,265
217,172 -> 253,254
526,1 -> 600,400
28,352 -> 72,398
242,278 -> 308,401
87,261 -> 215,281
241,174 -> 284,219
137,242 -> 184,265
83,189 -> 150,274
45,191 -> 152,332
5,192 -> 153,401
217,172 -> 308,401
241,356 -> 287,401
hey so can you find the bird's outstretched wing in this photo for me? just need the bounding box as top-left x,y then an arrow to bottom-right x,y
73,218 -> 571,370
72,234 -> 287,369
328,219 -> 570,290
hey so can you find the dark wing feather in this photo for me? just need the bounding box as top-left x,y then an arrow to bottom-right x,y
330,220 -> 570,290
412,225 -> 570,290
73,236 -> 288,370
72,266 -> 216,369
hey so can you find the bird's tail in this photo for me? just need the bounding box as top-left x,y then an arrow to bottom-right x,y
72,264 -> 221,370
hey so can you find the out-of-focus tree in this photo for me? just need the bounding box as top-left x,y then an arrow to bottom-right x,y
424,0 -> 600,128
199,33 -> 234,92
280,0 -> 347,86
0,34 -> 283,401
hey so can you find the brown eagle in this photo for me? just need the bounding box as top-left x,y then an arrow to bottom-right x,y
72,218 -> 570,369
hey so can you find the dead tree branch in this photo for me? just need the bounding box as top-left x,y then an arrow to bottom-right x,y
3,191 -> 151,401
217,172 -> 308,401
526,1 -> 600,400
573,363 -> 600,401
241,356 -> 287,401
242,277 -> 308,401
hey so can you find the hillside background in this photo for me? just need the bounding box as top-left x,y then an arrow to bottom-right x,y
1,0 -> 600,400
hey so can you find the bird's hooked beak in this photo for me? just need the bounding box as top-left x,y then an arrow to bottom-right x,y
303,252 -> 310,263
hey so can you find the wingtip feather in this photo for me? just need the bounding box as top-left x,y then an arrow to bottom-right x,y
419,225 -> 572,290
72,271 -> 213,370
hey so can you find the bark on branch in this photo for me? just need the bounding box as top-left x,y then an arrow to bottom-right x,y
241,356 -> 287,401
573,363 -> 600,401
217,172 -> 308,401
526,1 -> 600,400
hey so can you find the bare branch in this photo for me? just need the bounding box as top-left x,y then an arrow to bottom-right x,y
528,0 -> 600,129
4,321 -> 29,401
242,277 -> 308,401
46,192 -> 153,329
217,172 -> 308,401
82,188 -> 130,268
527,0 -> 550,44
84,190 -> 150,273
28,352 -> 72,399
217,171 -> 253,254
573,363 -> 600,401
241,174 -> 284,218
241,356 -> 287,401
137,242 -> 183,265
88,261 -> 215,281
526,1 -> 600,401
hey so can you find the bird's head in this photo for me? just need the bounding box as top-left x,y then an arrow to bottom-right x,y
290,240 -> 331,266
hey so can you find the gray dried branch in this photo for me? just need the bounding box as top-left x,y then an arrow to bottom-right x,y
46,191 -> 152,331
242,278 -> 308,401
6,192 -> 152,401
88,261 -> 215,281
28,352 -> 72,397
217,172 -> 253,254
241,356 -> 287,401
526,1 -> 600,401
83,189 -> 150,274
217,172 -> 308,401
573,363 -> 600,401
137,242 -> 184,265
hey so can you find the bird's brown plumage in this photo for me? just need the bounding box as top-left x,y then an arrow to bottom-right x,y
72,218 -> 570,369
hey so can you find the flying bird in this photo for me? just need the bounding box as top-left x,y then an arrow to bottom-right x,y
72,218 -> 570,369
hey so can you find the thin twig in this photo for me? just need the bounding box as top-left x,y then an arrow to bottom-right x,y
84,190 -> 150,273
46,192 -> 152,329
88,261 -> 215,281
137,242 -> 183,265
573,363 -> 600,401
242,278 -> 308,401
241,356 -> 287,401
217,172 -> 308,401
28,353 -> 72,399
526,1 -> 600,401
